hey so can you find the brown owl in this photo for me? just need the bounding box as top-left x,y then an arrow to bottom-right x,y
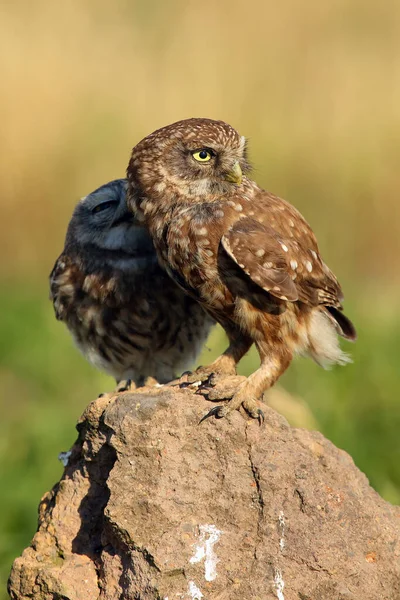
50,179 -> 214,391
126,118 -> 356,421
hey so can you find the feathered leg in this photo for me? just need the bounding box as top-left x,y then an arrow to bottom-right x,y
187,323 -> 253,382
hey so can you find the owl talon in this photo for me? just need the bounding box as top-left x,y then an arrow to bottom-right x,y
195,384 -> 213,396
257,409 -> 265,426
199,406 -> 225,423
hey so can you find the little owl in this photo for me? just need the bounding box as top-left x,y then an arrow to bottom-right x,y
50,179 -> 214,390
127,118 -> 356,421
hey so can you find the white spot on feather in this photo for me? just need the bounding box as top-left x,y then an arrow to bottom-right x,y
154,180 -> 166,192
281,244 -> 288,252
305,260 -> 313,272
198,227 -> 208,236
256,249 -> 265,257
290,259 -> 298,270
190,524 -> 222,581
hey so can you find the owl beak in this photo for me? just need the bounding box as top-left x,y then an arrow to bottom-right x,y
225,161 -> 242,185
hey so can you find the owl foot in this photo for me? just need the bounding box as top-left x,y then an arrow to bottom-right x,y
196,374 -> 245,400
115,379 -> 136,393
185,359 -> 237,386
200,394 -> 265,425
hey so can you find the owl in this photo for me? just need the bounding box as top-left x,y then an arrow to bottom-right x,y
50,179 -> 214,391
126,118 -> 356,421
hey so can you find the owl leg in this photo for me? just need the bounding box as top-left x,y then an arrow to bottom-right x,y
114,379 -> 137,393
201,342 -> 292,422
186,328 -> 252,384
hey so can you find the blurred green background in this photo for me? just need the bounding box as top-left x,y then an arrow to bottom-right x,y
1,0 -> 400,595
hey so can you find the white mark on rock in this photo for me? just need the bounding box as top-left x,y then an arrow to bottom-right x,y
274,568 -> 285,600
58,450 -> 72,467
190,524 -> 222,581
188,581 -> 203,599
278,511 -> 285,551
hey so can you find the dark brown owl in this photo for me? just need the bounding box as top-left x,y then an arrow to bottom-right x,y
126,118 -> 356,421
50,179 -> 214,391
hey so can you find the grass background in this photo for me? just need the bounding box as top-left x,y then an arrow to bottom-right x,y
1,0 -> 400,596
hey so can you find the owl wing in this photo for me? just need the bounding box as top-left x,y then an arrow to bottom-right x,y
221,216 -> 343,307
221,215 -> 356,340
49,254 -> 72,321
221,218 -> 299,302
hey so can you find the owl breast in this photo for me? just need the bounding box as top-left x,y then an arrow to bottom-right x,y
50,255 -> 213,385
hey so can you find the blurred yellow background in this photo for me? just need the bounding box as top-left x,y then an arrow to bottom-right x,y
1,0 -> 400,595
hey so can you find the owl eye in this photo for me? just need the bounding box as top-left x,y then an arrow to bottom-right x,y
92,200 -> 117,214
192,149 -> 214,163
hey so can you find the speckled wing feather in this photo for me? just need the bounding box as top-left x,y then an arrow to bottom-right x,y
49,253 -> 74,321
221,211 -> 345,309
221,218 -> 299,302
248,191 -> 346,308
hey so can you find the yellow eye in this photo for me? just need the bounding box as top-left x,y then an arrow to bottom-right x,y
192,149 -> 213,162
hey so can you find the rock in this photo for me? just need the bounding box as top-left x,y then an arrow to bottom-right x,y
8,382 -> 400,599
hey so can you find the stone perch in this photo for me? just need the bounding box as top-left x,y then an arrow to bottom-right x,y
8,381 -> 400,599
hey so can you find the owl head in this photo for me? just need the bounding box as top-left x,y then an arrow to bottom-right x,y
65,179 -> 155,268
128,118 -> 251,206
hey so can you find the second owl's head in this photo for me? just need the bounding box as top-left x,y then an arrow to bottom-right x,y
127,118 -> 251,209
65,179 -> 154,258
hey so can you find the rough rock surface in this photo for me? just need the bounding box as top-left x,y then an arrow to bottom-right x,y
8,381 -> 400,600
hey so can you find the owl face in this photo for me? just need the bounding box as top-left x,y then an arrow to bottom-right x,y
65,179 -> 154,258
130,118 -> 250,203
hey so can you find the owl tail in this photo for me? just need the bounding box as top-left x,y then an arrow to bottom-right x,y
325,306 -> 357,341
306,308 -> 354,369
